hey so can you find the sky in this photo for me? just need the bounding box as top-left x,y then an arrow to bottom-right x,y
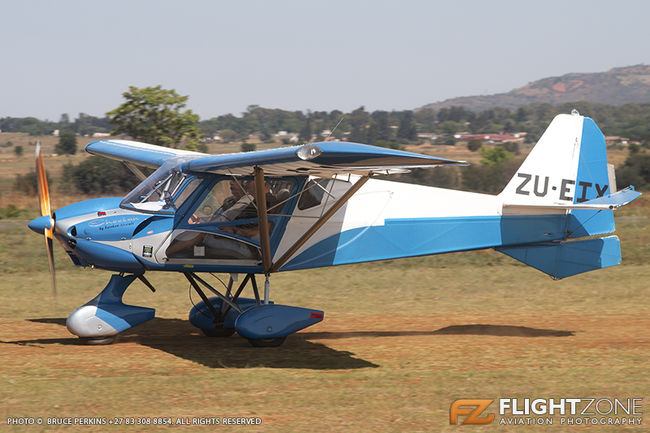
1,0 -> 649,121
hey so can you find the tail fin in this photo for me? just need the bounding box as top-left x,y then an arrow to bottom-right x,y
500,112 -> 625,238
501,112 -> 611,207
497,112 -> 641,278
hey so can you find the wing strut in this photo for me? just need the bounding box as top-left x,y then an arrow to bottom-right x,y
254,167 -> 273,274
270,174 -> 370,272
122,161 -> 147,181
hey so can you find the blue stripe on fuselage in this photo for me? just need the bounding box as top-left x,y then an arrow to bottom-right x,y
281,214 -> 568,271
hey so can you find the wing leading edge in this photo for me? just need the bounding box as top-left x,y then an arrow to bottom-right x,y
185,142 -> 468,177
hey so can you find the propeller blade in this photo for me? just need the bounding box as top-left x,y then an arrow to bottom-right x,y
35,142 -> 56,297
45,228 -> 57,297
35,142 -> 51,218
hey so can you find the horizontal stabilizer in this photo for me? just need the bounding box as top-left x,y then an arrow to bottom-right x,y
497,236 -> 621,279
581,186 -> 641,208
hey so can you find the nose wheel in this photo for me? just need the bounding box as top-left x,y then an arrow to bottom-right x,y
78,336 -> 117,345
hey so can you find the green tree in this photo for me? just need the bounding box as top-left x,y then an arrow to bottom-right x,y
467,139 -> 482,152
299,116 -> 313,143
461,159 -> 520,194
348,106 -> 370,143
107,85 -> 201,148
369,111 -> 391,143
15,170 -> 52,196
14,145 -> 23,157
616,151 -> 650,190
55,131 -> 77,155
74,113 -> 112,136
414,108 -> 437,132
241,142 -> 256,152
219,129 -> 238,143
461,164 -> 505,193
62,157 -> 139,194
501,141 -> 520,155
438,120 -> 462,134
397,111 -> 417,141
480,146 -> 513,166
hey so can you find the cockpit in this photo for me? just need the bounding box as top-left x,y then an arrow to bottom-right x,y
120,163 -> 348,264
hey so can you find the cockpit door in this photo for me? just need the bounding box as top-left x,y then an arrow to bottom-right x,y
156,176 -> 299,268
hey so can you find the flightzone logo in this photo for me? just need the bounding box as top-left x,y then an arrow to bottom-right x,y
449,400 -> 494,425
450,398 -> 643,426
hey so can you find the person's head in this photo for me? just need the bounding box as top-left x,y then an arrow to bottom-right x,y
243,179 -> 271,196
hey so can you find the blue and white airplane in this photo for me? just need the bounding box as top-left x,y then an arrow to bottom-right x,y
28,112 -> 640,346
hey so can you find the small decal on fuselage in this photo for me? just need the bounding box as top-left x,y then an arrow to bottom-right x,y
142,245 -> 153,257
88,216 -> 140,231
514,172 -> 608,202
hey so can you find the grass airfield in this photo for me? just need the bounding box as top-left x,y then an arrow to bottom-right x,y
0,211 -> 648,432
0,139 -> 647,431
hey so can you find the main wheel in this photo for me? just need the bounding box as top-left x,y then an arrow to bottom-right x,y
78,336 -> 116,345
201,327 -> 235,337
247,337 -> 286,347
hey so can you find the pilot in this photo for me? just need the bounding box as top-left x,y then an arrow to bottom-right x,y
188,180 -> 250,224
166,179 -> 278,258
219,180 -> 278,239
214,180 -> 254,221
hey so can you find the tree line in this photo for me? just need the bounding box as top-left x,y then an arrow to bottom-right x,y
3,101 -> 650,147
7,86 -> 650,196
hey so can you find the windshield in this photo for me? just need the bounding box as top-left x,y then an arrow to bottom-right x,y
121,163 -> 199,214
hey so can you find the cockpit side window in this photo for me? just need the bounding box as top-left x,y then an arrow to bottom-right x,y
186,178 -> 294,227
298,178 -> 332,210
166,176 -> 297,262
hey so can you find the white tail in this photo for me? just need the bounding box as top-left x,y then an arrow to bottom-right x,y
500,113 -> 611,207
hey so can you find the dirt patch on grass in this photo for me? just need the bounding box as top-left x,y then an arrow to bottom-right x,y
1,311 -> 649,432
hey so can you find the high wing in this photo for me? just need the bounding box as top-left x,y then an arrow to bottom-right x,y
184,142 -> 468,177
86,139 -> 206,169
86,139 -> 468,176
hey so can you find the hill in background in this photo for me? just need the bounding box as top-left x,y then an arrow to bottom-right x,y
420,65 -> 650,111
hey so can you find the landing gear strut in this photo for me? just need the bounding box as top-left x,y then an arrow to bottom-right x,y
185,272 -> 260,341
66,274 -> 155,343
186,273 -> 323,347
